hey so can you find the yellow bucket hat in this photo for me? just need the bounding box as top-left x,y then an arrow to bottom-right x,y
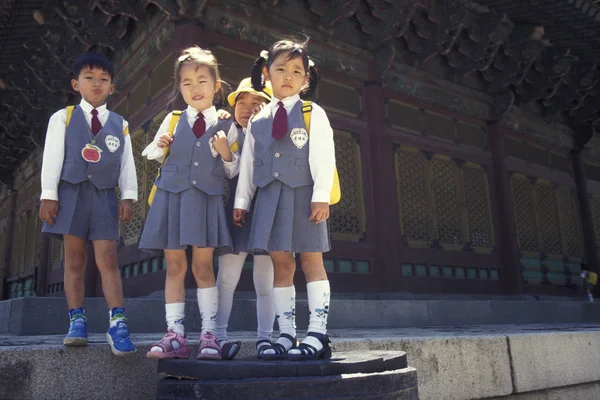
227,77 -> 273,107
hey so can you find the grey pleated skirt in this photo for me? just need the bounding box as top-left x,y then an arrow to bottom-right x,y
139,187 -> 232,252
248,181 -> 330,253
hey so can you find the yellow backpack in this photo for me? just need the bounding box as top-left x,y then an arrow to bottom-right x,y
588,271 -> 598,286
302,101 -> 341,205
147,111 -> 183,206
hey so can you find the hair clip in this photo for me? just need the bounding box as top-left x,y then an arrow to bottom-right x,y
308,58 -> 315,68
260,50 -> 269,61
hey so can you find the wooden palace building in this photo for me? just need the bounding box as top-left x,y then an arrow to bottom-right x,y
1,0 -> 600,300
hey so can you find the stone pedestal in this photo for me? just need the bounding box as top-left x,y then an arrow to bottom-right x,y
156,351 -> 419,399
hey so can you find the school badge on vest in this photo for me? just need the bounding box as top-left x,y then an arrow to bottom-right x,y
105,135 -> 121,153
290,128 -> 309,149
81,144 -> 102,163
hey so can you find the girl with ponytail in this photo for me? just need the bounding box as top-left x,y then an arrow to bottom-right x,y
233,38 -> 336,361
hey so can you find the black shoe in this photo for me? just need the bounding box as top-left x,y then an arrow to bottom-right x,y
258,333 -> 296,361
286,332 -> 332,361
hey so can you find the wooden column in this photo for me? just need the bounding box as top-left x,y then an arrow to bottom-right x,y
571,150 -> 599,273
35,234 -> 50,296
1,190 -> 18,299
486,122 -> 523,294
363,66 -> 402,291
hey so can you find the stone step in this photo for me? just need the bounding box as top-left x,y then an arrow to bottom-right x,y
157,351 -> 417,399
3,296 -> 600,335
2,324 -> 600,400
158,350 -> 408,380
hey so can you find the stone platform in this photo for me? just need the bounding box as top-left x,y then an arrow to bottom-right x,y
2,324 -> 600,399
157,351 -> 418,399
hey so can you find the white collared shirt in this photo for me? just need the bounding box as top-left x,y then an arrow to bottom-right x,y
141,105 -> 239,178
40,99 -> 138,201
234,95 -> 336,210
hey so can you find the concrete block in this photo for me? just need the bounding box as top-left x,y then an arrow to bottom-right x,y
486,381 -> 600,399
428,301 -> 493,326
332,336 -> 512,400
490,301 -> 582,325
328,300 -> 430,328
0,300 -> 11,334
0,343 -> 159,400
581,303 -> 600,323
508,331 -> 600,392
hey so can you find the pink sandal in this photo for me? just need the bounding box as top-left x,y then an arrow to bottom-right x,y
196,332 -> 222,360
146,330 -> 190,359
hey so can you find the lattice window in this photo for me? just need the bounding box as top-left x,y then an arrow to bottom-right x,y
318,79 -> 362,117
431,156 -> 463,246
50,238 -> 64,270
534,180 -> 562,256
121,131 -> 149,246
591,194 -> 600,250
396,147 -> 432,244
511,174 -> 540,252
330,131 -> 366,241
556,186 -> 581,257
463,164 -> 494,249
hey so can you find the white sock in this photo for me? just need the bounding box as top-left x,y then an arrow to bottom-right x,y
262,285 -> 296,355
150,302 -> 185,353
288,280 -> 330,356
306,280 -> 330,335
165,302 -> 185,335
589,292 -> 594,302
253,255 -> 275,341
197,287 -> 218,335
215,253 -> 246,342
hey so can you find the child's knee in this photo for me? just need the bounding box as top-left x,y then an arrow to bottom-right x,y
272,257 -> 295,271
192,262 -> 214,279
166,260 -> 188,279
64,247 -> 86,269
95,248 -> 118,271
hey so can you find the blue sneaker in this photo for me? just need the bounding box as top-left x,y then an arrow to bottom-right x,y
106,308 -> 136,356
63,308 -> 88,346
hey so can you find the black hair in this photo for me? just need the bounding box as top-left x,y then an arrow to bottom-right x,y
251,38 -> 318,99
72,52 -> 115,80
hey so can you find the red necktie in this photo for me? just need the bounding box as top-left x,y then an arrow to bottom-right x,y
192,113 -> 206,138
272,101 -> 287,140
91,109 -> 102,135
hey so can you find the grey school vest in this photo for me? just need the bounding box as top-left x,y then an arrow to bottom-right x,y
251,101 -> 312,188
60,106 -> 124,190
155,112 -> 232,196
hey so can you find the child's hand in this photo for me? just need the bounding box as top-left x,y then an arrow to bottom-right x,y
119,199 -> 134,222
39,200 -> 59,225
309,202 -> 329,224
217,109 -> 232,120
213,131 -> 232,161
252,103 -> 266,116
157,134 -> 173,149
233,208 -> 247,227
